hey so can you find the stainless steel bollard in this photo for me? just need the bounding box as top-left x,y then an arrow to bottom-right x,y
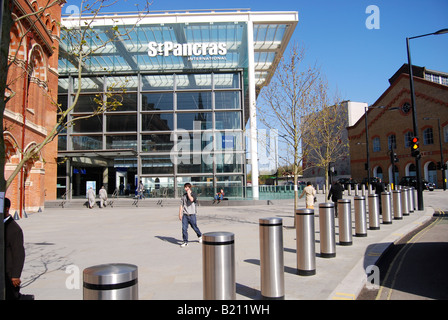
393,190 -> 403,220
295,209 -> 316,276
407,187 -> 414,213
202,232 -> 236,300
337,199 -> 352,246
259,218 -> 285,300
368,194 -> 380,230
381,191 -> 392,224
354,196 -> 367,237
401,187 -> 410,216
319,203 -> 336,258
83,263 -> 138,300
409,187 -> 415,212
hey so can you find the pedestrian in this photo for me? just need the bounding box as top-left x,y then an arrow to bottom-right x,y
213,189 -> 225,204
99,186 -> 108,208
374,178 -> 386,213
328,181 -> 344,217
179,183 -> 202,247
137,180 -> 145,199
87,186 -> 96,209
299,182 -> 317,209
3,197 -> 33,300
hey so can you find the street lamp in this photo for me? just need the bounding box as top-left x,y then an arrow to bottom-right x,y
406,28 -> 448,210
423,117 -> 446,191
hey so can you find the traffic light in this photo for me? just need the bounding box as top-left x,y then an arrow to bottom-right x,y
411,137 -> 420,158
393,153 -> 399,162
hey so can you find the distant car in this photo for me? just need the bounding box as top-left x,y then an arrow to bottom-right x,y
398,176 -> 434,191
361,177 -> 380,186
336,178 -> 358,190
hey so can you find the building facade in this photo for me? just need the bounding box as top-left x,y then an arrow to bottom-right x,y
348,64 -> 448,188
3,0 -> 63,214
302,101 -> 367,187
57,10 -> 298,199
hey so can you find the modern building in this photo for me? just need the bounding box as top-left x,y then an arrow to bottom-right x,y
3,0 -> 63,214
302,101 -> 367,187
348,64 -> 448,188
57,10 -> 298,199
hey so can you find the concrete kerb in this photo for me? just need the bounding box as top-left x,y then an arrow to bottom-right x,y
327,207 -> 434,300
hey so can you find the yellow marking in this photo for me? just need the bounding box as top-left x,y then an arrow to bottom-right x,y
368,252 -> 381,256
333,292 -> 356,300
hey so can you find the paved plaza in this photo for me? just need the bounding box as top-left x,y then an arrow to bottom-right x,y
15,192 -> 435,300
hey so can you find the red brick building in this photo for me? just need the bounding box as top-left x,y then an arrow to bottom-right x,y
3,0 -> 63,215
348,64 -> 448,188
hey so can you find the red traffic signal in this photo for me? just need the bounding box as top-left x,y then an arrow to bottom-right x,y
411,137 -> 420,157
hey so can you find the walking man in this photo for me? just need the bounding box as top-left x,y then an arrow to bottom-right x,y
99,186 -> 108,208
179,183 -> 202,247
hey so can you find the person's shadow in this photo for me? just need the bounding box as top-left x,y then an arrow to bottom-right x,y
155,236 -> 182,245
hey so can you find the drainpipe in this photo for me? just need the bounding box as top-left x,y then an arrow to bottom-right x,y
19,34 -> 32,218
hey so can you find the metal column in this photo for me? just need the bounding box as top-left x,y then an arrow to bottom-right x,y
354,196 -> 367,237
83,263 -> 138,300
337,199 -> 352,246
295,209 -> 316,276
202,232 -> 236,300
319,203 -> 336,258
259,218 -> 285,299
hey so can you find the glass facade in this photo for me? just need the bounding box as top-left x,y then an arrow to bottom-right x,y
57,11 -> 297,199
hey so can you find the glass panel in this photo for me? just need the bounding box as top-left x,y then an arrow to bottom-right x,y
216,175 -> 244,198
107,93 -> 137,112
106,135 -> 137,150
215,91 -> 240,109
215,112 -> 241,130
58,78 -> 69,94
58,135 -> 67,151
106,76 -> 138,92
72,115 -> 102,133
177,112 -> 212,130
141,177 -> 174,198
73,94 -> 102,113
142,74 -> 174,91
142,93 -> 173,111
216,153 -> 244,173
106,114 -> 137,132
177,154 -> 213,174
177,92 -> 212,110
72,135 -> 102,150
215,131 -> 243,151
214,73 -> 240,89
141,155 -> 174,174
142,134 -> 174,152
73,77 -> 104,92
142,113 -> 174,131
176,74 -> 212,90
176,176 -> 214,198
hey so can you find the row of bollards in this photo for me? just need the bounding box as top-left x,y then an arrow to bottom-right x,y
80,187 -> 416,300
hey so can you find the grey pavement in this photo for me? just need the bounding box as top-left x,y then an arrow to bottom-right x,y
14,191 -> 437,300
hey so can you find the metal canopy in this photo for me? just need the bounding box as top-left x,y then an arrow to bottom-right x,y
59,10 -> 298,91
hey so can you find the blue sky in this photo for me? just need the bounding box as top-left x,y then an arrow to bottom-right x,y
67,0 -> 448,105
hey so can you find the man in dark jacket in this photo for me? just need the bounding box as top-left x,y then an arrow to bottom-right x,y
328,181 -> 344,217
3,198 -> 25,300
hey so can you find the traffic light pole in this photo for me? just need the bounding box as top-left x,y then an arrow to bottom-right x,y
406,37 -> 424,210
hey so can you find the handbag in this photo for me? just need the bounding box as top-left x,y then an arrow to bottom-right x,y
314,196 -> 317,203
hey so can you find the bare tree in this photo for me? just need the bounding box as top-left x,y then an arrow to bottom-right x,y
1,0 -> 152,190
301,84 -> 349,195
257,43 -> 325,212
